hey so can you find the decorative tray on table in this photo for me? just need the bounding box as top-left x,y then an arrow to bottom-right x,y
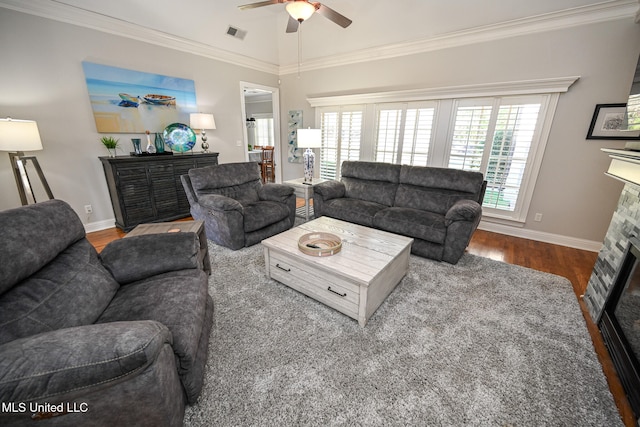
298,232 -> 342,257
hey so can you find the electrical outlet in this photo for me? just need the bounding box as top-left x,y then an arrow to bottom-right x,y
534,213 -> 543,222
84,204 -> 93,214
236,140 -> 242,147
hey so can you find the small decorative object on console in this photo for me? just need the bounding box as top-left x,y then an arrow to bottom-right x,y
145,130 -> 155,154
100,136 -> 119,157
298,232 -> 342,256
163,123 -> 196,153
131,138 -> 142,155
154,132 -> 165,153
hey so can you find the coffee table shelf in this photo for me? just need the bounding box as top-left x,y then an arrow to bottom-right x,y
262,217 -> 413,326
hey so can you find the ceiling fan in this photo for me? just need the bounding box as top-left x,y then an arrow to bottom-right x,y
239,0 -> 352,33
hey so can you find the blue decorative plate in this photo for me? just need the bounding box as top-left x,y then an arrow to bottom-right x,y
163,123 -> 196,153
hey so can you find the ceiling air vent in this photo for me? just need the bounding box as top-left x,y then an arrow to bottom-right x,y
226,26 -> 247,40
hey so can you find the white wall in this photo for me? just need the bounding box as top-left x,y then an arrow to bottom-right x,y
0,9 -> 278,228
279,18 -> 640,248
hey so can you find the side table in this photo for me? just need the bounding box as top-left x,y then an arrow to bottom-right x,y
125,220 -> 211,275
283,177 -> 328,221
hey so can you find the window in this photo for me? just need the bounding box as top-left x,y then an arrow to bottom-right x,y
447,96 -> 545,220
448,103 -> 492,171
318,106 -> 364,180
374,102 -> 436,166
252,114 -> 274,146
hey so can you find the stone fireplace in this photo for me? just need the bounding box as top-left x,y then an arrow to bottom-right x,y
585,148 -> 640,423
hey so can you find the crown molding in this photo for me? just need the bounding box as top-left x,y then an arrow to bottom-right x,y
0,0 -> 636,77
307,76 -> 580,107
0,0 -> 279,74
280,0 -> 639,75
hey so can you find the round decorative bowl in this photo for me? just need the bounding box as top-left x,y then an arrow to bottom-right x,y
298,232 -> 342,257
163,123 -> 196,153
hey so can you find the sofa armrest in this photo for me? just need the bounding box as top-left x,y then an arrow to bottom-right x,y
100,233 -> 200,285
197,194 -> 243,212
258,183 -> 294,203
0,321 -> 172,403
314,180 -> 345,201
445,199 -> 482,225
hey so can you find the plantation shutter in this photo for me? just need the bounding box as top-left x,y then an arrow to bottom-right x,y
447,96 -> 544,218
375,106 -> 402,163
484,102 -> 541,211
319,106 -> 364,180
448,102 -> 493,171
401,106 -> 435,166
374,102 -> 436,165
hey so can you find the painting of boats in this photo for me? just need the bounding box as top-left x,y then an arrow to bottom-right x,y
82,61 -> 197,133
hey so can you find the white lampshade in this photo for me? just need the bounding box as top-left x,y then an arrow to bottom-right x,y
286,1 -> 315,22
297,128 -> 321,148
190,113 -> 216,130
0,118 -> 43,151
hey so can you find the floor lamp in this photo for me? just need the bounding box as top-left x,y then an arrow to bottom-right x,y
297,128 -> 322,183
0,118 -> 53,205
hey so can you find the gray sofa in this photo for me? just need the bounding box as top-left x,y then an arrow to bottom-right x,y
181,162 -> 296,250
313,161 -> 486,264
0,200 -> 213,426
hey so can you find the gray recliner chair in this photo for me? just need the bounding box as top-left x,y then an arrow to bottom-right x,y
0,199 -> 213,426
181,162 -> 296,250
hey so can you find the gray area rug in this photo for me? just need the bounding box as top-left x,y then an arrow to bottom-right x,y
184,243 -> 622,426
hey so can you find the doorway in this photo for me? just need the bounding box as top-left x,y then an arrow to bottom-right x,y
240,82 -> 281,183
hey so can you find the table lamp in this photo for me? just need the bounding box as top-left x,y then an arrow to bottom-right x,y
0,117 -> 53,205
190,113 -> 216,153
297,128 -> 321,182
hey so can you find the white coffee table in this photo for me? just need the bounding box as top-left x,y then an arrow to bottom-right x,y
262,217 -> 413,326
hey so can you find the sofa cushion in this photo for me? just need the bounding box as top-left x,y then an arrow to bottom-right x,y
374,207 -> 447,244
395,165 -> 485,214
0,239 -> 120,345
0,199 -> 86,295
96,268 -> 209,402
341,161 -> 401,206
322,198 -> 387,227
243,200 -> 291,233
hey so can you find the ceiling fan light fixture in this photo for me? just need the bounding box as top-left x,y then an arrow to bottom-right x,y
286,1 -> 315,22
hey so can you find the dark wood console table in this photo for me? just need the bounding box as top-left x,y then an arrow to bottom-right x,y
100,153 -> 219,231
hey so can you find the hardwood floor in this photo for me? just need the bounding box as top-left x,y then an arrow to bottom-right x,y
86,222 -> 635,426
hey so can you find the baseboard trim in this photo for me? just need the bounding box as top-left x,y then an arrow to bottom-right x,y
478,220 -> 602,252
84,218 -> 115,234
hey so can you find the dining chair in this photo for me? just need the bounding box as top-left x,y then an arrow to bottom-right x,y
261,146 -> 275,183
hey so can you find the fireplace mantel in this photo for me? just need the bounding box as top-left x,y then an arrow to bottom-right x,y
602,148 -> 640,187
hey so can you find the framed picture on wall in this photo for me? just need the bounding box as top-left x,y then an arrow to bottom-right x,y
82,61 -> 197,133
586,103 -> 640,140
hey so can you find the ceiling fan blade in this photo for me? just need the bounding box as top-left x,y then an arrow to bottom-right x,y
315,3 -> 352,28
286,15 -> 299,33
238,0 -> 285,11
